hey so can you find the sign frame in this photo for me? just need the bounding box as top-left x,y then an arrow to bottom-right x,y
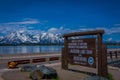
62,30 -> 108,78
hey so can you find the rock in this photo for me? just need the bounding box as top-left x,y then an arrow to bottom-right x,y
20,64 -> 36,72
30,70 -> 43,80
30,65 -> 58,80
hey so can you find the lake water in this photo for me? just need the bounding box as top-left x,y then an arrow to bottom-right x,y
0,45 -> 120,54
107,45 -> 120,49
0,46 -> 63,54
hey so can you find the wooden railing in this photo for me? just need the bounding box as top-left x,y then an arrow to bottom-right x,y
107,49 -> 120,60
8,56 -> 61,68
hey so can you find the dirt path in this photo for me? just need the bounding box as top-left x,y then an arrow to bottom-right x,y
1,63 -> 89,80
1,63 -> 120,80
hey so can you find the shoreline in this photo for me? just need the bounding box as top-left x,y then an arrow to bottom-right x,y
0,52 -> 61,69
0,44 -> 64,46
1,63 -> 120,80
0,52 -> 61,57
0,52 -> 120,80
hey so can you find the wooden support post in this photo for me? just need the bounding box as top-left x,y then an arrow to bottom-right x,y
115,51 -> 118,59
101,45 -> 108,78
97,33 -> 103,76
64,37 -> 68,70
110,51 -> 113,60
62,37 -> 68,70
110,51 -> 112,61
61,48 -> 65,69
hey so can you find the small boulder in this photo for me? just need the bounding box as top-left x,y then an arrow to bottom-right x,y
30,65 -> 58,80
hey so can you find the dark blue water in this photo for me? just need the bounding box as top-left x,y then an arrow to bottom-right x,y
0,46 -> 63,54
0,45 -> 119,54
107,45 -> 120,49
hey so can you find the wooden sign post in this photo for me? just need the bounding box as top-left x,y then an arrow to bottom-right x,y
62,30 -> 108,78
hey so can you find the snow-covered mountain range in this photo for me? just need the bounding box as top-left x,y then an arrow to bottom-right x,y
0,31 -> 64,45
0,30 -> 120,45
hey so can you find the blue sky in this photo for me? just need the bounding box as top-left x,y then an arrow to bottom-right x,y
0,0 -> 120,41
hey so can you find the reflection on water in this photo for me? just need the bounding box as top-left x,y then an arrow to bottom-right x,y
0,46 -> 63,54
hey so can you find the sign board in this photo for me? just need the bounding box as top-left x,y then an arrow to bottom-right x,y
62,30 -> 108,78
68,38 -> 96,68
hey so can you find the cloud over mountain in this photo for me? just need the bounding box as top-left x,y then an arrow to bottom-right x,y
0,18 -> 120,43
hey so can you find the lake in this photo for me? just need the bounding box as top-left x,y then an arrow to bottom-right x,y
0,45 -> 120,54
0,45 -> 63,54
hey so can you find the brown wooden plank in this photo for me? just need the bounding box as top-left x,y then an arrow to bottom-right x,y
15,60 -> 30,64
32,58 -> 46,63
49,57 -> 59,61
63,30 -> 104,37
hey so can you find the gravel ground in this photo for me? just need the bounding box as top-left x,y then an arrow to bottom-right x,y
1,70 -> 30,80
1,64 -> 89,80
0,53 -> 120,80
1,63 -> 120,80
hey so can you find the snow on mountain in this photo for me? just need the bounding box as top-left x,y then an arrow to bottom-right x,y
0,30 -> 64,44
0,30 -> 120,45
0,36 -> 3,41
40,32 -> 63,44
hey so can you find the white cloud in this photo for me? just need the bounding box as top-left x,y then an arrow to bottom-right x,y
48,27 -> 58,32
48,26 -> 72,34
60,26 -> 63,30
28,26 -> 34,29
0,18 -> 40,36
105,27 -> 120,35
80,26 -> 120,35
102,24 -> 120,35
0,21 -> 119,39
108,38 -> 112,41
80,28 -> 88,31
79,28 -> 93,31
18,29 -> 26,33
114,24 -> 120,26
56,26 -> 120,35
2,19 -> 40,25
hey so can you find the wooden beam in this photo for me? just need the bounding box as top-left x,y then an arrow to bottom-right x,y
63,30 -> 104,37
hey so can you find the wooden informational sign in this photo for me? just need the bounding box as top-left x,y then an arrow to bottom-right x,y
62,30 -> 108,78
68,38 -> 96,68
